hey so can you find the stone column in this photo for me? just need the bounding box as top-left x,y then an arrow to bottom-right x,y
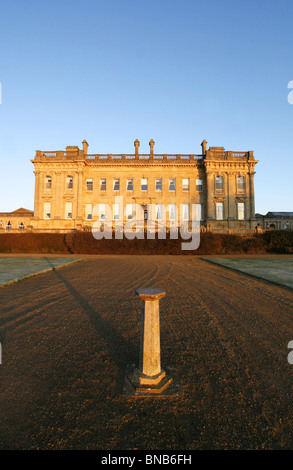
206,172 -> 214,221
33,170 -> 41,219
127,288 -> 173,394
76,170 -> 83,219
227,172 -> 235,222
53,171 -> 61,219
249,171 -> 256,220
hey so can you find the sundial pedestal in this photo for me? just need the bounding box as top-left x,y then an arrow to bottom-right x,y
127,288 -> 173,395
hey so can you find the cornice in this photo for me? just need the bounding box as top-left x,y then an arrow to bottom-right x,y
204,160 -> 257,171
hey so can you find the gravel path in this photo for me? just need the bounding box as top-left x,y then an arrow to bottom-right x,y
0,255 -> 292,449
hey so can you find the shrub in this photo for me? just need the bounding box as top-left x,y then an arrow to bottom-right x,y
0,230 -> 291,255
263,230 -> 293,253
0,233 -> 69,253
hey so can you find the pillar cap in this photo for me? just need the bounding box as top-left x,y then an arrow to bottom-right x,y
136,288 -> 166,301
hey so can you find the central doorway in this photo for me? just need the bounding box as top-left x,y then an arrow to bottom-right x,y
141,205 -> 148,220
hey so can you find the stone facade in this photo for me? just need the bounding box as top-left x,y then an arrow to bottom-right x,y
256,212 -> 293,230
0,208 -> 33,231
0,139 -> 258,232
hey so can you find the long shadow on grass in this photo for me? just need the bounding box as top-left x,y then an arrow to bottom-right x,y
44,258 -> 138,394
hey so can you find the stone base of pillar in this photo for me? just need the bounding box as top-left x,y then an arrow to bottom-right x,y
125,364 -> 173,395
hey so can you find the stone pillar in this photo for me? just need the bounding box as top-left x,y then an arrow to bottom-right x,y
227,172 -> 235,221
249,171 -> 256,222
33,170 -> 41,219
76,170 -> 83,219
53,171 -> 61,219
206,172 -> 214,221
127,288 -> 173,394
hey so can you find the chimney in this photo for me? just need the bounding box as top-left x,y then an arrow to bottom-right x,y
201,140 -> 207,156
149,139 -> 155,157
82,140 -> 89,155
134,139 -> 140,157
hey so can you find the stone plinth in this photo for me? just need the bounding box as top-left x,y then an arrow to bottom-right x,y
126,288 -> 173,394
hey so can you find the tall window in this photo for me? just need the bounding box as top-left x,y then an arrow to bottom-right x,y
237,202 -> 245,220
182,178 -> 189,192
169,204 -> 176,221
141,178 -> 148,191
182,204 -> 190,221
113,203 -> 120,220
215,176 -> 223,191
155,178 -> 162,191
196,204 -> 203,221
196,178 -> 203,192
216,202 -> 224,220
85,204 -> 92,220
99,204 -> 106,220
169,178 -> 176,191
200,204 -> 204,221
86,179 -> 93,191
155,204 -> 163,220
100,178 -> 106,191
126,179 -> 133,191
237,176 -> 245,191
65,202 -> 73,219
45,176 -> 52,190
126,204 -> 134,219
43,202 -> 51,219
113,179 -> 120,191
66,176 -> 73,189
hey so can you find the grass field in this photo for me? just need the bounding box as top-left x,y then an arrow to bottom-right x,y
0,256 -> 82,286
202,256 -> 293,289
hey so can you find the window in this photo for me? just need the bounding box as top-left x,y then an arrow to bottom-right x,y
113,179 -> 120,191
100,178 -> 106,191
192,204 -> 203,221
215,176 -> 223,191
85,204 -> 92,220
155,178 -> 162,191
113,203 -> 120,220
216,202 -> 224,220
169,204 -> 177,221
65,202 -> 73,219
155,204 -> 163,220
182,204 -> 190,221
141,178 -> 148,191
126,204 -> 134,220
237,202 -> 245,220
126,179 -> 133,191
169,178 -> 176,191
45,176 -> 52,190
86,179 -> 93,191
196,204 -> 204,221
237,176 -> 245,191
66,176 -> 73,189
43,202 -> 51,219
182,178 -> 189,192
196,178 -> 203,192
99,203 -> 106,220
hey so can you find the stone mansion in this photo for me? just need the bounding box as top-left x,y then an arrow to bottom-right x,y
0,139 -> 259,233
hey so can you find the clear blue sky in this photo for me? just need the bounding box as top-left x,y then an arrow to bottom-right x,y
0,0 -> 292,213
